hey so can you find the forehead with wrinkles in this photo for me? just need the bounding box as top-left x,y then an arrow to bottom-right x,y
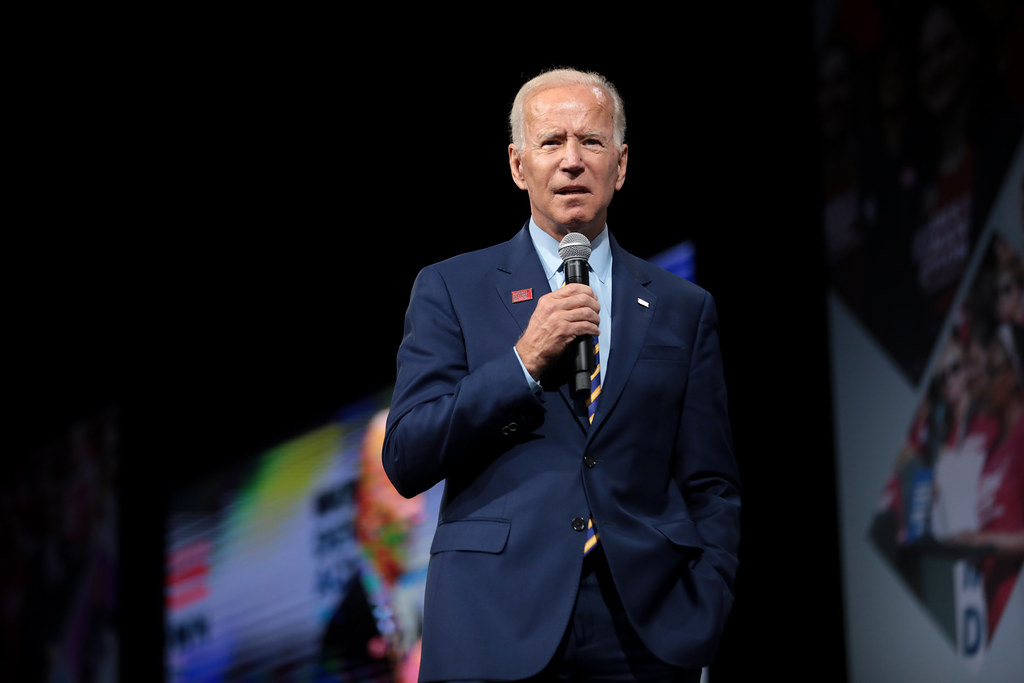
523,85 -> 614,137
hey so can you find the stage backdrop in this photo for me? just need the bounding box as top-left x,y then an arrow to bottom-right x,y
817,0 -> 1024,680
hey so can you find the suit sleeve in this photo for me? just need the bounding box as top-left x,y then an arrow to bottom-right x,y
677,292 -> 742,594
382,265 -> 544,498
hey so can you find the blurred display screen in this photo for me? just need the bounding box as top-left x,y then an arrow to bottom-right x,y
165,392 -> 440,682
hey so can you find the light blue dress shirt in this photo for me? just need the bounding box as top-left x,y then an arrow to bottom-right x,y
515,219 -> 613,392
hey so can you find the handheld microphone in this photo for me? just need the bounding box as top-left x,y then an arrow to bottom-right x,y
558,233 -> 594,396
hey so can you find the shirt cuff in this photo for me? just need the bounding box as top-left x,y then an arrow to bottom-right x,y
513,345 -> 543,395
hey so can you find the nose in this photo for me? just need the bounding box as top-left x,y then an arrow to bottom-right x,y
560,138 -> 584,174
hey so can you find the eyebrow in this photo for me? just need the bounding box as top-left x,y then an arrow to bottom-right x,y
535,130 -> 609,142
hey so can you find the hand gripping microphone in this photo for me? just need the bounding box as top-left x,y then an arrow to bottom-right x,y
558,232 -> 594,396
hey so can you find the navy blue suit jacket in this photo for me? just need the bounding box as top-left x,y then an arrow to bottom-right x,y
383,225 -> 741,680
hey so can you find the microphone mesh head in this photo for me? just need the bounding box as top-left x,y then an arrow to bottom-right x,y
558,232 -> 592,262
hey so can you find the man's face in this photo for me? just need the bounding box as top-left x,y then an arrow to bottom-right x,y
509,84 -> 628,241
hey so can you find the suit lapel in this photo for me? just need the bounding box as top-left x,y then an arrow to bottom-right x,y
495,224 -> 551,335
588,236 -> 654,436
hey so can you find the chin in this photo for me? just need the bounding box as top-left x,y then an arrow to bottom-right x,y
557,211 -> 599,229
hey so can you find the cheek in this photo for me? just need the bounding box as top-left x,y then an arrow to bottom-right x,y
522,164 -> 552,190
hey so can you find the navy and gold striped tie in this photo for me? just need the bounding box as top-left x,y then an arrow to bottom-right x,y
584,338 -> 600,554
584,517 -> 599,555
587,338 -> 601,425
559,274 -> 602,555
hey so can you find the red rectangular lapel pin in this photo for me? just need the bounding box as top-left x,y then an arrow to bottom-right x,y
512,288 -> 533,303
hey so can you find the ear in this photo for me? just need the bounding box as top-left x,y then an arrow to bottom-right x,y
509,143 -> 528,190
615,144 -> 628,190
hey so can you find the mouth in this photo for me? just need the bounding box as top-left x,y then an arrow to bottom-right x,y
556,186 -> 589,196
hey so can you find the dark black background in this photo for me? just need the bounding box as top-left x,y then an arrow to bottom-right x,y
10,4 -> 843,680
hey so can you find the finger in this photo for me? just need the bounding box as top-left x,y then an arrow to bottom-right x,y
552,283 -> 598,302
543,288 -> 599,314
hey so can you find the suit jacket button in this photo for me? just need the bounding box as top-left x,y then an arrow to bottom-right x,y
571,517 -> 586,532
584,455 -> 596,468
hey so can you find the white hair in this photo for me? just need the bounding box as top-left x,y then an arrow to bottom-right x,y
509,68 -> 626,152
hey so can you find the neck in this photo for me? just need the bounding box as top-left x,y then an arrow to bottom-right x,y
536,221 -> 604,244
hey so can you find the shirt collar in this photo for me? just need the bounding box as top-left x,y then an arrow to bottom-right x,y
528,219 -> 611,285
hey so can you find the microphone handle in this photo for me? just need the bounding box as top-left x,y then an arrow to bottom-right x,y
563,258 -> 589,287
563,258 -> 593,395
